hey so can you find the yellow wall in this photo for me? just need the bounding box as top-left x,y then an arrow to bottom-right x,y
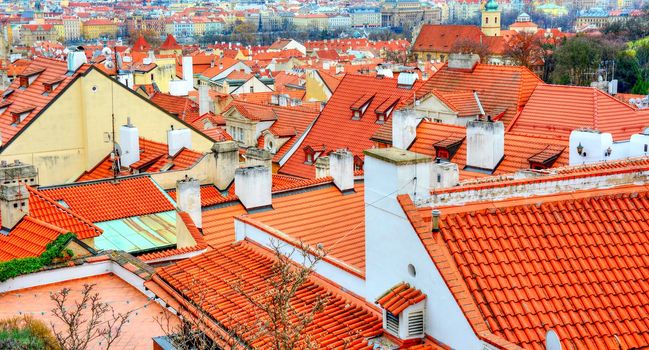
83,24 -> 117,39
304,70 -> 330,102
1,68 -> 215,185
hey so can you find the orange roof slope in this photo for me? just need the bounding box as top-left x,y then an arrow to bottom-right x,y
40,176 -> 175,223
0,216 -> 67,262
0,58 -> 89,147
77,138 -> 203,181
202,202 -> 247,247
160,34 -> 181,51
242,182 -> 365,273
430,186 -> 649,349
412,25 -> 485,53
132,35 -> 151,52
376,283 -> 426,315
280,74 -> 422,178
26,187 -> 102,240
415,63 -> 542,127
408,121 -> 568,179
152,240 -> 382,348
508,84 -> 649,140
265,105 -> 319,162
150,92 -> 198,119
0,274 -> 172,349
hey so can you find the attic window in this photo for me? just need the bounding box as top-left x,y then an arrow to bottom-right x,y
375,97 -> 400,124
354,155 -> 363,171
433,136 -> 465,161
2,89 -> 14,99
10,106 -> 35,125
304,147 -> 315,164
18,68 -> 45,89
528,145 -> 565,170
350,93 -> 375,120
42,78 -> 64,95
0,100 -> 12,115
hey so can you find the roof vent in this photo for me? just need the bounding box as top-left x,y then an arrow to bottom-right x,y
397,72 -> 418,89
448,53 -> 480,71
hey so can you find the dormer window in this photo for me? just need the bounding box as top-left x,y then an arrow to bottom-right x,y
375,97 -> 400,124
10,105 -> 35,126
354,155 -> 363,171
42,77 -> 65,95
433,136 -> 465,161
17,68 -> 45,90
0,100 -> 12,115
303,145 -> 325,165
528,145 -> 565,170
350,93 -> 375,120
376,283 -> 426,340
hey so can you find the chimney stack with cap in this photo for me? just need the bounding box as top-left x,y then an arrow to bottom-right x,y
211,140 -> 239,191
119,117 -> 140,168
315,156 -> 330,178
235,165 -> 272,210
175,175 -> 202,229
465,118 -> 504,172
0,161 -> 37,231
329,149 -> 354,192
245,148 -> 272,170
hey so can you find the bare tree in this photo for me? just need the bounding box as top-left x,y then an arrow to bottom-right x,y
504,31 -> 546,69
49,284 -> 132,350
451,38 -> 491,63
157,240 -> 329,350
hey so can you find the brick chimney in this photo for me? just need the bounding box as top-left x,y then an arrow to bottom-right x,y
211,140 -> 239,191
175,176 -> 202,229
0,161 -> 37,231
235,165 -> 271,210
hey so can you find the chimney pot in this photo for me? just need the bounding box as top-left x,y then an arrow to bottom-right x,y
329,149 -> 354,192
175,176 -> 202,229
432,209 -> 440,232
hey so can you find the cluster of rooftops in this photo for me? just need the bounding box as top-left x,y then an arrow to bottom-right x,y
1,42 -> 649,350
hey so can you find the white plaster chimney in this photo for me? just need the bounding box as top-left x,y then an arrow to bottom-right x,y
245,147 -> 272,169
0,161 -> 37,231
235,165 -> 271,210
329,149 -> 354,192
119,118 -> 140,167
392,110 -> 420,149
167,127 -> 192,156
430,159 -> 459,189
465,119 -> 504,172
199,84 -> 210,116
364,148 -> 432,210
629,131 -> 649,157
315,156 -> 330,178
182,56 -> 193,89
568,129 -> 613,166
66,47 -> 87,73
175,176 -> 202,229
211,141 -> 239,191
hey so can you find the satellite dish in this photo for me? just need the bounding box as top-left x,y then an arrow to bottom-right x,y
545,329 -> 562,350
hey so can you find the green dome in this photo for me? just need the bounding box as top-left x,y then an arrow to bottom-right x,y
485,0 -> 499,11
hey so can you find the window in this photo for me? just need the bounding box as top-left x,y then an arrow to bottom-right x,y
250,85 -> 254,93
407,310 -> 424,337
485,17 -> 489,24
385,311 -> 399,335
408,264 -> 416,277
426,53 -> 431,61
495,17 -> 498,23
644,144 -> 647,153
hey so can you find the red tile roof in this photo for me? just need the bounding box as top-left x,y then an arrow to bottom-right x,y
26,187 -> 102,240
412,25 -> 485,53
402,184 -> 649,349
132,35 -> 151,52
408,121 -> 568,179
0,216 -> 68,262
77,138 -> 204,181
159,34 -> 181,51
376,283 -> 426,315
167,185 -> 237,208
280,74 -> 423,178
415,63 -> 542,127
239,182 -> 365,274
0,58 -> 90,147
39,176 -> 175,223
149,240 -> 382,349
508,84 -> 649,140
149,92 -> 198,120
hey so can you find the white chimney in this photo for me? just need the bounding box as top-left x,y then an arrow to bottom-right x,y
175,176 -> 202,229
199,84 -> 210,116
629,131 -> 649,158
211,141 -> 239,191
392,110 -> 420,149
66,47 -> 87,73
245,148 -> 272,169
119,118 -> 140,167
182,56 -> 193,88
329,149 -> 354,192
235,165 -> 271,210
430,159 -> 459,189
466,119 -> 504,172
147,50 -> 156,63
364,148 -> 432,207
568,129 -> 613,166
167,127 -> 192,156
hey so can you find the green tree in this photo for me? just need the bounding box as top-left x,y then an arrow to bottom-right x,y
551,36 -> 621,86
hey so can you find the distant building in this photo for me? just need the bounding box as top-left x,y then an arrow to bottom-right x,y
381,0 -> 442,30
62,16 -> 81,41
20,24 -> 57,45
481,0 -> 501,37
82,19 -> 117,39
349,6 -> 382,28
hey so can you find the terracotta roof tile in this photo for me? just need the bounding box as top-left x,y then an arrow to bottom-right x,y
159,34 -> 181,51
281,74 -> 423,178
39,176 -> 175,223
508,84 -> 649,140
26,187 -> 102,240
409,121 -> 568,179
151,240 -> 382,348
0,216 -> 68,262
376,282 -> 426,315
407,184 -> 649,349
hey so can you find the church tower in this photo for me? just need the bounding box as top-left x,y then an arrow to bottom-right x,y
481,0 -> 501,37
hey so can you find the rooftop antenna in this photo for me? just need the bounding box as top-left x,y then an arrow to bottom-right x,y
110,74 -> 119,184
